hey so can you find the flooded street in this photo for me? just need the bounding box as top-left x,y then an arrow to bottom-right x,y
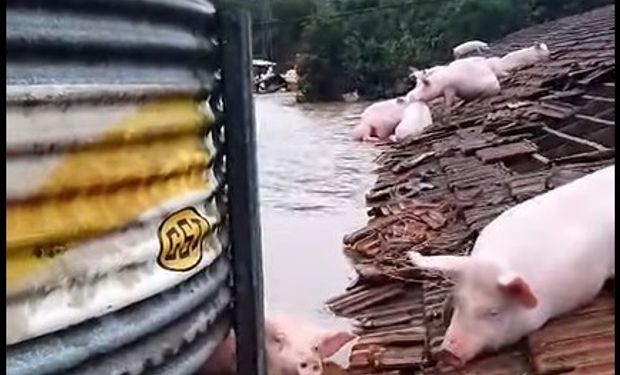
254,92 -> 376,350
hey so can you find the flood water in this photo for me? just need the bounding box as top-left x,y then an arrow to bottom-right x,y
254,92 -> 377,364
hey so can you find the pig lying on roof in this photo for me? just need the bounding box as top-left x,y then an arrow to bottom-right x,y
351,97 -> 407,142
494,42 -> 551,75
200,313 -> 356,374
453,40 -> 490,59
393,101 -> 433,141
409,165 -> 614,367
485,56 -> 509,78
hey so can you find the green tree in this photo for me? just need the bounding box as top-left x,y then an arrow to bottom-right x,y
269,0 -> 317,66
296,0 -> 613,102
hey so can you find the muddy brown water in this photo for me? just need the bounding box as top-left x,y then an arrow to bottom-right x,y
255,92 -> 377,367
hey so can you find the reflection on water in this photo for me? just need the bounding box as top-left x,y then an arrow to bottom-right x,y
254,92 -> 377,366
256,93 -> 376,214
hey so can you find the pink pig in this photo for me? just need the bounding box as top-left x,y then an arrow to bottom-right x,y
405,57 -> 500,122
485,57 -> 509,78
352,98 -> 408,142
498,42 -> 550,73
200,313 -> 357,375
393,101 -> 433,141
409,165 -> 614,367
409,65 -> 446,81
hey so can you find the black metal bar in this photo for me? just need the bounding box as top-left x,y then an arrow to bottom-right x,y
219,9 -> 266,375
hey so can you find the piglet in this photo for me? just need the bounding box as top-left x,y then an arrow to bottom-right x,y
498,42 -> 550,73
352,98 -> 407,142
200,314 -> 357,375
453,40 -> 490,59
393,101 -> 433,141
409,165 -> 614,367
405,57 -> 500,123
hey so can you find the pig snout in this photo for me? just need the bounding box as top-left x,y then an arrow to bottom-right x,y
437,334 -> 479,367
437,348 -> 464,368
297,357 -> 322,374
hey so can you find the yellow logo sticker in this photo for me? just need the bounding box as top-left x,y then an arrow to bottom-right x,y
157,207 -> 211,272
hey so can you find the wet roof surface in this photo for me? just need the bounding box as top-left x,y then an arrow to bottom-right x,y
327,5 -> 615,375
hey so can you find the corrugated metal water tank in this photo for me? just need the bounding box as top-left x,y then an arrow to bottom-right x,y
6,1 -> 234,374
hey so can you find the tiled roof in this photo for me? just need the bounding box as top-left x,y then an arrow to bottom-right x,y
328,5 -> 615,375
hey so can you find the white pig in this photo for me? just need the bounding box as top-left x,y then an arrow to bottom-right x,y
485,56 -> 509,78
498,42 -> 550,73
405,57 -> 500,120
453,40 -> 490,59
393,101 -> 433,141
409,65 -> 446,81
200,314 -> 357,375
408,165 -> 614,367
352,98 -> 407,142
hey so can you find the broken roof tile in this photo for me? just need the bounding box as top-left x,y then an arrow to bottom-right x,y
475,140 -> 539,163
528,293 -> 614,375
507,171 -> 549,201
426,349 -> 532,375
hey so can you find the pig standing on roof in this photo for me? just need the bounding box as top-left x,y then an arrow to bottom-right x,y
409,165 -> 615,368
200,313 -> 357,375
496,42 -> 551,73
453,40 -> 490,59
351,97 -> 407,142
393,101 -> 433,141
408,65 -> 446,81
405,56 -> 500,122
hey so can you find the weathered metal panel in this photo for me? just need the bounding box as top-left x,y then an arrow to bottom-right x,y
5,1 -> 260,374
7,256 -> 231,375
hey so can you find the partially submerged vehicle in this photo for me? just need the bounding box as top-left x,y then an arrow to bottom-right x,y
252,59 -> 292,94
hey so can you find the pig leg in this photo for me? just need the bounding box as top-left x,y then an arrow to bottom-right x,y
443,88 -> 457,126
408,252 -> 475,280
442,294 -> 455,327
363,135 -> 380,142
352,123 -> 379,142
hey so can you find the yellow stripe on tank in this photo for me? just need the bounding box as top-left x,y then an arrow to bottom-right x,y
7,99 -> 215,291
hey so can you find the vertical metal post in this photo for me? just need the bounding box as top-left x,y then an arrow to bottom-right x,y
219,9 -> 267,375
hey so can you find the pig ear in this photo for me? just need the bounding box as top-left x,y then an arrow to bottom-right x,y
408,252 -> 472,279
535,42 -> 548,51
318,331 -> 357,359
497,274 -> 538,309
265,320 -> 286,350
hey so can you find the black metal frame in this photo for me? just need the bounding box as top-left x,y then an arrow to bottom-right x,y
219,9 -> 267,375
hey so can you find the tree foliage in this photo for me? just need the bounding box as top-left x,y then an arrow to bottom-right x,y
226,0 -> 613,101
